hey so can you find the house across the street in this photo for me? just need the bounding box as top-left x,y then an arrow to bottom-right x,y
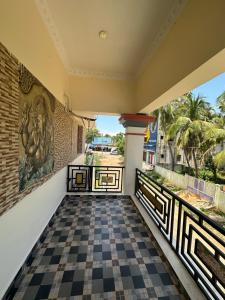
91,136 -> 113,151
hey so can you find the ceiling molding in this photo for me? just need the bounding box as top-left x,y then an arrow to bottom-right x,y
36,0 -> 133,80
69,68 -> 134,81
36,0 -> 187,81
35,0 -> 72,72
136,0 -> 188,77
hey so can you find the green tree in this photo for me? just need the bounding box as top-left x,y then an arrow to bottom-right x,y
154,102 -> 178,171
168,93 -> 210,177
217,91 -> 225,114
112,133 -> 125,155
168,92 -> 225,178
85,128 -> 100,144
216,92 -> 225,140
214,149 -> 225,169
212,115 -> 225,129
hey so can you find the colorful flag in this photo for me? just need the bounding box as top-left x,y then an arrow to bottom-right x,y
144,125 -> 151,143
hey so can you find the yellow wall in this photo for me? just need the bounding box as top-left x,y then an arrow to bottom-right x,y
136,0 -> 225,112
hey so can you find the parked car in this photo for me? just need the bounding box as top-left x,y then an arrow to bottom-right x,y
110,148 -> 118,155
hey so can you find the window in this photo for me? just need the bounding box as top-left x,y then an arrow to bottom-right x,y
161,154 -> 164,159
77,125 -> 83,154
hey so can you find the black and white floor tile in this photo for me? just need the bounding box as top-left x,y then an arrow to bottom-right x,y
12,195 -> 186,300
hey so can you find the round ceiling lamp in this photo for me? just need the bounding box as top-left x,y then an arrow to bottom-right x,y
99,30 -> 108,40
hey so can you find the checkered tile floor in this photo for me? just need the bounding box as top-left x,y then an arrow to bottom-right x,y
13,196 -> 186,299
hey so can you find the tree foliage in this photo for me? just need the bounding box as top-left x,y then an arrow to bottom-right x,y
155,91 -> 225,179
217,91 -> 225,114
153,102 -> 177,170
112,133 -> 125,155
85,128 -> 100,144
214,149 -> 225,169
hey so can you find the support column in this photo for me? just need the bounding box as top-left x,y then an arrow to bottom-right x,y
124,126 -> 145,194
146,151 -> 150,164
119,114 -> 155,195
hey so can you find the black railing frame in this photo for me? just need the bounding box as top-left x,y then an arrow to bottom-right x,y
67,165 -> 124,193
135,168 -> 225,300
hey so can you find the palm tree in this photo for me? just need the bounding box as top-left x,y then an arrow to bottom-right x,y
154,103 -> 177,170
214,149 -> 225,169
179,92 -> 210,120
168,93 -> 214,178
199,122 -> 225,170
212,115 -> 225,129
217,91 -> 225,114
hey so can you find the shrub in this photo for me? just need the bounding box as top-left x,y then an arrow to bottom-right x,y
146,170 -> 165,185
199,169 -> 214,181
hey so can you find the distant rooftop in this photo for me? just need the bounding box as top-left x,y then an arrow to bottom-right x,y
92,137 -> 112,145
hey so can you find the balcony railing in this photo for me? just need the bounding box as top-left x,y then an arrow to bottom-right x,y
135,168 -> 225,300
67,165 -> 124,193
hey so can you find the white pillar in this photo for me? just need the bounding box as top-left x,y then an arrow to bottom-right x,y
124,126 -> 145,195
146,151 -> 150,164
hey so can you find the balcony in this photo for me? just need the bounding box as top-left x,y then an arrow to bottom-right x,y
1,1 -> 225,299
5,165 -> 224,300
10,194 -> 186,299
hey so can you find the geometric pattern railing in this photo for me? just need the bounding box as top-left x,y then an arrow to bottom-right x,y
67,165 -> 124,193
135,168 -> 225,300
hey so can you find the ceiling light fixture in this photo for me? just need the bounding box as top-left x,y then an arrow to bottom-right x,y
99,30 -> 108,40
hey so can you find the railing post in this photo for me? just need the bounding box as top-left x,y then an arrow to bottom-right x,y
169,196 -> 175,247
121,167 -> 124,194
67,165 -> 70,192
176,201 -> 182,253
89,166 -> 93,192
135,168 -> 138,195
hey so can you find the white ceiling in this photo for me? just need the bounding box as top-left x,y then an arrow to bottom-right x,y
36,0 -> 187,80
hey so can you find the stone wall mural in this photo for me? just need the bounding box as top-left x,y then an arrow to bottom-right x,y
0,42 -> 83,216
19,66 -> 55,191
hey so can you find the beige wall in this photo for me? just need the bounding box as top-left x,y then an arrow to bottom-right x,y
0,0 -> 136,114
140,48 -> 225,113
136,0 -> 225,112
0,0 -> 67,104
1,0 -> 225,114
68,75 -> 135,114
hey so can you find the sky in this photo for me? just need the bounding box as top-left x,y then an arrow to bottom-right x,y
192,72 -> 225,106
96,115 -> 124,136
96,72 -> 225,135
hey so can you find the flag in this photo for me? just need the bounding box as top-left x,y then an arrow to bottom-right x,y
144,125 -> 151,143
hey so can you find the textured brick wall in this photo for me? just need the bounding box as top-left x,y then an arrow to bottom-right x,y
0,42 -> 83,216
54,101 -> 78,172
0,44 -> 20,215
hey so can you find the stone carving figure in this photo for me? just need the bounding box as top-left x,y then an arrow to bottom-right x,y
19,95 -> 54,188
